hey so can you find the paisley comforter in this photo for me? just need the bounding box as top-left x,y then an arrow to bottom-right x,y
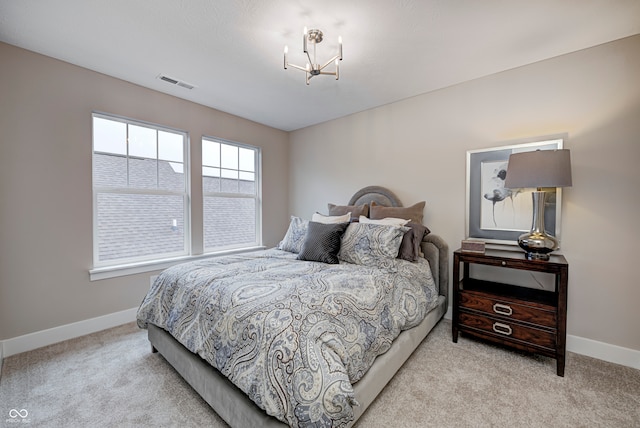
136,248 -> 439,427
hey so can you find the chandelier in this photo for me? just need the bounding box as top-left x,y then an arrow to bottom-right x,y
284,27 -> 342,85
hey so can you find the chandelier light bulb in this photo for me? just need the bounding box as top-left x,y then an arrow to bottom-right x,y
284,46 -> 288,69
303,27 -> 308,53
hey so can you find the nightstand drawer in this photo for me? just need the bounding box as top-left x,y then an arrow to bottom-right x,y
459,312 -> 556,350
460,290 -> 556,328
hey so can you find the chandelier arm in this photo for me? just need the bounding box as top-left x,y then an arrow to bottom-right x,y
287,63 -> 309,72
318,71 -> 337,76
319,55 -> 340,70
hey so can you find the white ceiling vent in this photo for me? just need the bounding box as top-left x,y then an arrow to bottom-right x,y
157,74 -> 195,90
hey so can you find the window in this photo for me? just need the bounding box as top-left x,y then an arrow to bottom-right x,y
202,137 -> 261,252
92,113 -> 189,267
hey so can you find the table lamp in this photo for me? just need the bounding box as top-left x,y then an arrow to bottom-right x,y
504,149 -> 572,260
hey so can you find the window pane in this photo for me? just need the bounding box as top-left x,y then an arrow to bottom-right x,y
203,140 -> 220,167
239,171 -> 254,181
96,193 -> 185,262
158,131 -> 183,162
221,177 -> 238,193
204,197 -> 256,249
129,157 -> 158,189
169,162 -> 184,174
203,175 -> 221,193
239,175 -> 255,194
221,169 -> 238,179
159,160 -> 184,192
221,143 -> 238,169
94,153 -> 127,188
203,166 -> 220,177
129,125 -> 157,159
94,117 -> 126,155
239,147 -> 254,172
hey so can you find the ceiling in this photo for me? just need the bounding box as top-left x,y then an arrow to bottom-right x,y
1,1 -> 639,132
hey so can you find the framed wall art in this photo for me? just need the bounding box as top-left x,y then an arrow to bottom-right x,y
466,136 -> 565,245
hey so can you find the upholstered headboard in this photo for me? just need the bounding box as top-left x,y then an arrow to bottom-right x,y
349,185 -> 403,208
347,186 -> 448,300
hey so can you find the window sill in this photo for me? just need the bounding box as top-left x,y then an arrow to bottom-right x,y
89,246 -> 267,281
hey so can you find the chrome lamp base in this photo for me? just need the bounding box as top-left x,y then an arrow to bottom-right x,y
517,231 -> 558,260
517,191 -> 558,261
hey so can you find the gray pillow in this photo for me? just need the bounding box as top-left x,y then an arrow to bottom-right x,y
277,216 -> 308,253
370,201 -> 426,224
327,203 -> 369,219
398,222 -> 431,262
297,221 -> 349,264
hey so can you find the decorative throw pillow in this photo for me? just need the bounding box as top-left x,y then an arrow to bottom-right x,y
370,201 -> 426,224
328,203 -> 369,219
277,216 -> 309,253
311,212 -> 351,224
338,223 -> 408,267
297,221 -> 349,264
397,222 -> 431,262
359,216 -> 409,226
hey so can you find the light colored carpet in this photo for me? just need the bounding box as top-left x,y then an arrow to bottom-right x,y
1,319 -> 638,427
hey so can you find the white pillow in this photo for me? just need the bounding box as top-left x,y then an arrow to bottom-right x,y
359,216 -> 409,226
312,212 -> 351,224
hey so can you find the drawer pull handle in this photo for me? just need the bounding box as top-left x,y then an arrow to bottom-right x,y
493,303 -> 513,316
492,322 -> 513,336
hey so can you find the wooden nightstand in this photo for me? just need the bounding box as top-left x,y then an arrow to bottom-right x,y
452,248 -> 569,376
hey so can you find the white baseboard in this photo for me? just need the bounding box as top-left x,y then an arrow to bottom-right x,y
444,305 -> 453,320
0,307 -> 138,358
443,305 -> 639,370
567,334 -> 640,370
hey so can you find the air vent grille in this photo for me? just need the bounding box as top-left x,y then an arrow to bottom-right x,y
177,81 -> 194,90
157,74 -> 195,90
159,75 -> 178,84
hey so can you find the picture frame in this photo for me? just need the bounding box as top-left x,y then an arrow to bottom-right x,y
466,136 -> 565,245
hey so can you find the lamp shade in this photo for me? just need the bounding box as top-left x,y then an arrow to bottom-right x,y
504,149 -> 572,189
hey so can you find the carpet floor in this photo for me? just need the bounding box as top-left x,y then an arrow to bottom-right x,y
1,319 -> 638,427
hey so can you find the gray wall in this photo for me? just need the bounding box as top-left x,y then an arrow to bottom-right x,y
0,42 -> 290,340
289,35 -> 640,351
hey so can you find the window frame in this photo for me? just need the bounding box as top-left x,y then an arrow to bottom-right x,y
91,111 -> 191,270
202,136 -> 262,253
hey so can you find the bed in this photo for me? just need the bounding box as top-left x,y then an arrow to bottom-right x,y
137,186 -> 448,427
